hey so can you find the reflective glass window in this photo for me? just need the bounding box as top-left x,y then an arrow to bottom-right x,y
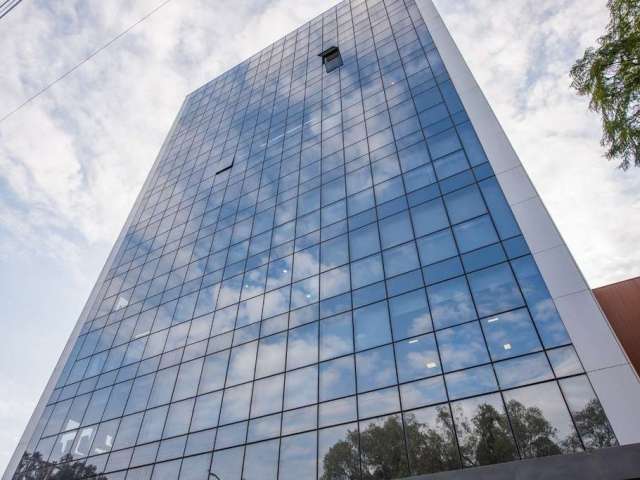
559,375 -> 617,449
389,288 -> 432,340
481,308 -> 541,361
451,393 -> 517,467
394,334 -> 441,382
504,382 -> 581,457
427,276 -> 477,329
353,300 -> 392,350
404,405 -> 460,475
437,322 -> 489,372
356,345 -> 397,392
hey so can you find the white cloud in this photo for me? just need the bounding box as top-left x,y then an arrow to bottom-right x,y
433,0 -> 640,287
0,0 -> 330,473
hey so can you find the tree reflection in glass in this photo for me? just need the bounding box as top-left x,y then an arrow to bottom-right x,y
359,414 -> 410,479
404,405 -> 460,475
15,452 -> 108,480
318,423 -> 360,480
318,415 -> 410,479
560,375 -> 617,449
451,393 -> 518,467
504,382 -> 582,457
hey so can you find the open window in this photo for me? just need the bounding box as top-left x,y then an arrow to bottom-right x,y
319,46 -> 343,73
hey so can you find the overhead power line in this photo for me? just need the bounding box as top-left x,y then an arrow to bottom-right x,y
0,0 -> 175,124
0,0 -> 24,20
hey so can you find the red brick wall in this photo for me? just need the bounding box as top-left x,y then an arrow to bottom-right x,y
593,277 -> 640,375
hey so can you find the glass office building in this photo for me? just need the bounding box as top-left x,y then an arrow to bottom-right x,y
7,0 -> 640,479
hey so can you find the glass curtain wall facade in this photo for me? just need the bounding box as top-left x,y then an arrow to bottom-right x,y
12,0 -> 618,478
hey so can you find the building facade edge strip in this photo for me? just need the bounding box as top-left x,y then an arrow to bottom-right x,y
2,97 -> 190,480
413,0 -> 640,445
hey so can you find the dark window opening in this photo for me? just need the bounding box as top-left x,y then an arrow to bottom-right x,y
319,46 -> 343,73
215,158 -> 234,175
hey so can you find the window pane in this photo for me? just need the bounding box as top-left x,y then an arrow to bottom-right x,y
468,263 -> 524,317
359,414 -> 410,477
453,215 -> 498,254
256,332 -> 287,378
91,419 -> 120,456
495,352 -> 554,389
383,241 -> 420,277
287,322 -> 318,369
163,399 -> 194,438
148,367 -> 178,408
451,393 -> 517,467
443,185 -> 487,224
199,350 -> 230,394
559,375 -> 617,449
445,365 -> 498,400
320,312 -> 354,361
481,308 -> 541,361
266,255 -> 293,291
282,404 -> 317,436
226,341 -> 258,386
173,358 -> 204,401
394,334 -> 440,382
318,423 -> 360,480
151,459 -> 181,479
547,345 -> 583,378
179,453 -> 211,480
389,289 -> 432,340
320,356 -> 356,401
190,391 -> 222,431
215,422 -> 247,449
251,374 -> 284,417
138,406 -> 167,443
427,276 -> 477,329
321,234 -> 349,271
410,198 -> 449,238
358,387 -> 401,419
400,376 -> 448,410
504,381 -> 582,457
511,256 -> 571,348
243,439 -> 279,480
349,223 -> 381,260
279,431 -> 317,480
379,211 -> 414,249
356,345 -> 397,392
437,321 -> 489,372
404,404 -> 460,475
291,276 -> 319,309
113,413 -> 143,450
416,228 -> 457,266
351,254 -> 384,289
219,383 -> 252,424
211,446 -> 244,480
284,365 -> 318,409
353,300 -> 392,351
321,265 -> 351,299
247,413 -> 281,442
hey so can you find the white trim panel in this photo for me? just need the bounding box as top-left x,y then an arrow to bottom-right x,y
414,0 -> 640,444
589,364 -> 640,445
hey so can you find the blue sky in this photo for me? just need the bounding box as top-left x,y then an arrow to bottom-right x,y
1,0 -> 638,473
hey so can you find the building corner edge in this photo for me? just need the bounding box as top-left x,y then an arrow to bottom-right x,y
412,0 -> 640,445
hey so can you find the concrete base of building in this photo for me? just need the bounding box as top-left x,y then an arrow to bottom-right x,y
401,443 -> 640,480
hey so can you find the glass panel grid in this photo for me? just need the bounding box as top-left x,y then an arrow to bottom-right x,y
15,0 -> 617,478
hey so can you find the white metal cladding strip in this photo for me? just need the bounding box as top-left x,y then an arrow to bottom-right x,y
413,0 -> 640,444
2,97 -> 190,480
